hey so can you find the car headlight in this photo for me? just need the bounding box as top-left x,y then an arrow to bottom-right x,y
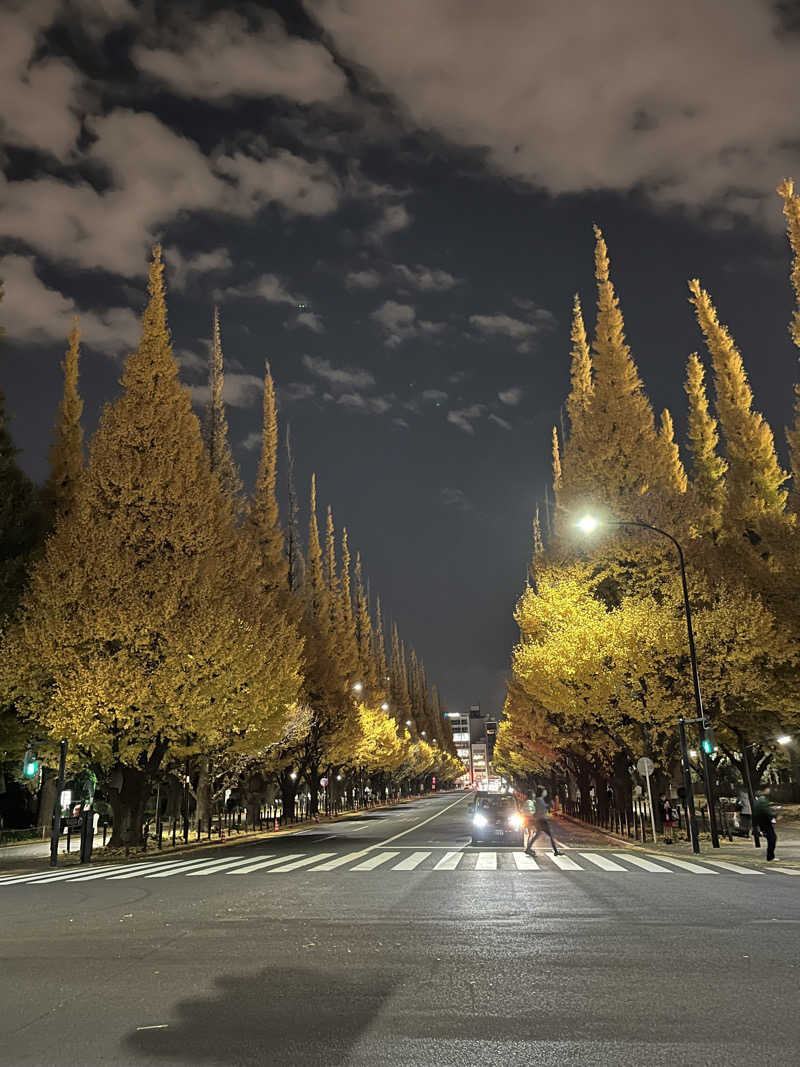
473,813 -> 487,828
508,813 -> 523,829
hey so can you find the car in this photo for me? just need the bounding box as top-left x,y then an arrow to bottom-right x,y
470,791 -> 525,846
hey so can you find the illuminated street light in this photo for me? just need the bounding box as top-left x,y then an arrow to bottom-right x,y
405,720 -> 412,727
290,771 -> 297,780
689,749 -> 698,759
353,681 -> 363,693
381,702 -> 390,712
576,510 -> 718,852
777,735 -> 792,745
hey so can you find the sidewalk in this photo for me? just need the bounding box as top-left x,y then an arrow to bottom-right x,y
560,813 -> 800,870
0,831 -> 108,863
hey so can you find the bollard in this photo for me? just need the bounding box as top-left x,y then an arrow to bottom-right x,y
66,824 -> 71,853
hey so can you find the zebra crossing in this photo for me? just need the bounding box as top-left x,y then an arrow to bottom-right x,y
1,848 -> 797,886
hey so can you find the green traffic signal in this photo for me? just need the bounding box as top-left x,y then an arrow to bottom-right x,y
23,759 -> 40,778
700,738 -> 713,755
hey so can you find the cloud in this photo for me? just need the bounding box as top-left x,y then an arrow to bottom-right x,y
367,202 -> 412,243
345,268 -> 383,289
441,487 -> 471,510
284,382 -> 316,402
133,10 -> 346,105
191,372 -> 264,408
219,273 -> 302,305
393,264 -> 460,291
0,253 -> 139,355
392,417 -> 410,429
488,413 -> 512,431
336,393 -> 392,414
422,389 -> 447,403
302,355 -> 375,390
0,3 -> 82,159
447,404 -> 484,435
241,431 -> 263,452
165,247 -> 232,291
0,112 -> 342,277
295,310 -> 325,334
370,299 -> 445,346
498,386 -> 523,406
309,0 -> 800,226
469,312 -> 552,352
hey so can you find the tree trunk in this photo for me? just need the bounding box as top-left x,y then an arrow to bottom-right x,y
196,756 -> 211,829
108,765 -> 150,849
308,767 -> 321,816
279,773 -> 298,823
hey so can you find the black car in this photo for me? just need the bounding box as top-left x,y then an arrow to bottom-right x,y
470,792 -> 525,846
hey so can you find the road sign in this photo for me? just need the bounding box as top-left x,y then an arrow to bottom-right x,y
636,757 -> 657,843
636,756 -> 654,777
320,777 -> 328,788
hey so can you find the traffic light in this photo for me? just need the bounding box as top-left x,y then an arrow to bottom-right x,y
22,748 -> 40,778
701,726 -> 716,756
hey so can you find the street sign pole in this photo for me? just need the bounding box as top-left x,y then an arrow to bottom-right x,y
678,718 -> 700,854
637,757 -> 657,843
49,738 -> 68,867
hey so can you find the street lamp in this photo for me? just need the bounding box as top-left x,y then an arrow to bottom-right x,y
353,681 -> 363,694
576,512 -> 719,851
381,702 -> 390,712
405,720 -> 412,727
777,734 -> 792,746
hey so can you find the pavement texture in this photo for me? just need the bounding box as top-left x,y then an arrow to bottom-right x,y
1,792 -> 798,1067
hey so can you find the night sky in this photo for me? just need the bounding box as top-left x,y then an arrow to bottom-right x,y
1,1 -> 799,715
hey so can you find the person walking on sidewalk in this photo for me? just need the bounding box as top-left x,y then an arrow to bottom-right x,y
753,788 -> 777,861
525,788 -> 561,857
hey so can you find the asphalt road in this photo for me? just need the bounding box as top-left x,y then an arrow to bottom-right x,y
1,792 -> 798,1067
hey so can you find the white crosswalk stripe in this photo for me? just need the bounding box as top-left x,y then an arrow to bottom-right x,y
513,851 -> 540,871
391,851 -> 430,871
351,851 -> 400,871
579,853 -> 627,872
614,854 -> 672,873
0,848 -> 789,884
647,855 -> 717,874
433,851 -> 465,870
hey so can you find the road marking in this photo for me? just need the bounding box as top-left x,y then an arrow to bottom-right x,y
310,795 -> 468,871
146,857 -> 250,878
548,853 -> 582,871
434,851 -> 464,870
391,851 -> 430,871
513,852 -> 540,871
579,853 -> 627,872
227,854 -> 303,874
350,851 -> 400,871
112,857 -> 227,880
475,852 -> 497,870
614,854 -> 672,873
267,853 -> 335,873
700,859 -> 762,875
5,864 -> 132,884
647,855 -> 717,874
768,867 -> 800,875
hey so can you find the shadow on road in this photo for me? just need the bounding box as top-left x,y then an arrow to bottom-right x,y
123,965 -> 397,1066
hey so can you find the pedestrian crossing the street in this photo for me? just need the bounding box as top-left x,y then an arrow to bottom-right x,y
1,848 -> 797,886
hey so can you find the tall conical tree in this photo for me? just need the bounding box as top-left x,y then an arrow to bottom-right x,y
12,247 -> 300,846
304,475 -> 328,625
778,179 -> 800,508
551,425 -> 562,499
528,507 -> 544,589
337,528 -> 359,685
561,294 -> 594,498
689,279 -> 789,528
374,597 -> 388,686
202,307 -> 243,513
566,227 -> 659,515
43,317 -> 83,523
354,552 -> 378,695
247,362 -> 290,604
0,390 -> 42,622
655,409 -> 687,496
390,623 -> 412,726
684,352 -> 727,532
285,426 -> 304,593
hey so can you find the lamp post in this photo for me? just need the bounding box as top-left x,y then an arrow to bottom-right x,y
577,514 -> 720,848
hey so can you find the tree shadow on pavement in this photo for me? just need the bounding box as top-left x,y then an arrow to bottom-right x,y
123,965 -> 397,1066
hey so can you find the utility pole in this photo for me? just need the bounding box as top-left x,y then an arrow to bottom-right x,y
678,718 -> 700,854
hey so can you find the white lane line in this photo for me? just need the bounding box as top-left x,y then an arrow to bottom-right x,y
647,855 -> 717,874
547,852 -> 582,871
266,853 -> 334,873
391,851 -> 431,871
311,794 -> 469,871
613,853 -> 672,873
434,851 -> 465,871
186,857 -> 261,877
475,852 -> 497,871
350,851 -> 400,871
112,857 -> 232,880
768,867 -> 800,875
579,853 -> 627,872
699,859 -> 763,875
513,852 -> 540,871
227,854 -> 303,874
